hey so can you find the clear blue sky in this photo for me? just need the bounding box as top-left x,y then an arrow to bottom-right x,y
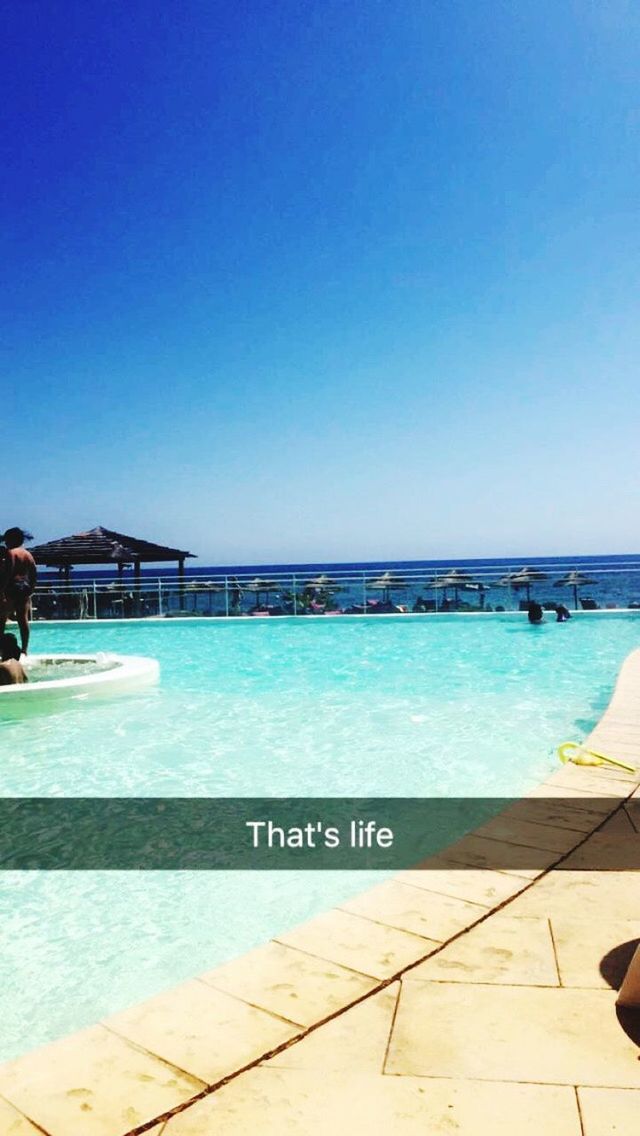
4,1 -> 640,564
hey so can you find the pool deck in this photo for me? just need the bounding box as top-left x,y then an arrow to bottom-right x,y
1,655 -> 640,1134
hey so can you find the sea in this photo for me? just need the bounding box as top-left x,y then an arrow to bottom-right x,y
37,553 -> 640,612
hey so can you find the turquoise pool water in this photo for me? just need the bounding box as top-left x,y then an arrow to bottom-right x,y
1,613 -> 639,1060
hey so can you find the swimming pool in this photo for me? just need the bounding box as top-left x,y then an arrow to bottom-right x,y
1,613 -> 639,1060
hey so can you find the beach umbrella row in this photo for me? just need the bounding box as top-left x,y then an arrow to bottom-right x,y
362,566 -> 599,609
178,567 -> 600,612
416,566 -> 598,609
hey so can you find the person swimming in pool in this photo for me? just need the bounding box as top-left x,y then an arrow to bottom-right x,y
0,527 -> 37,654
527,600 -> 544,624
0,633 -> 27,685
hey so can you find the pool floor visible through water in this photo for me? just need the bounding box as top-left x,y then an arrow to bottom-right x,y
1,612 -> 639,1060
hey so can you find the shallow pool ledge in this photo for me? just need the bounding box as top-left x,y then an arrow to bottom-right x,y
1,655 -> 639,1135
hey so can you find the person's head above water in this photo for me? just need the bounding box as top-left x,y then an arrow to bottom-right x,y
527,600 -> 544,624
0,633 -> 22,661
2,527 -> 32,549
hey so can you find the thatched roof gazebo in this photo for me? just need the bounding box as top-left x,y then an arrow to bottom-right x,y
28,526 -> 196,583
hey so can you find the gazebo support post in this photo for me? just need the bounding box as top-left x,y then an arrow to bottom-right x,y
134,559 -> 141,615
178,557 -> 185,609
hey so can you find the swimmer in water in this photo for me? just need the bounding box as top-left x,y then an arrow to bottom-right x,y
527,601 -> 544,624
0,632 -> 27,685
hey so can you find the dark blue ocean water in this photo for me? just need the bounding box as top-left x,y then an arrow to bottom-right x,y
37,552 -> 640,614
40,552 -> 640,581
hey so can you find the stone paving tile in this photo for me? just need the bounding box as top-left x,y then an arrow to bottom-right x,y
587,737 -> 640,762
386,983 -> 640,1087
0,1025 -> 202,1136
0,1098 -> 42,1136
438,833 -> 558,874
502,867 -> 554,880
105,979 -> 298,1087
588,718 -> 640,740
499,797 -> 606,833
395,866 -> 529,906
507,870 -> 640,921
559,829 -> 640,871
596,811 -> 637,835
526,785 -> 619,809
544,766 -> 636,792
625,802 -> 640,831
594,712 -> 640,727
472,815 -> 584,852
275,908 -> 439,980
578,1087 -> 640,1135
199,940 -> 376,1027
590,729 -> 640,750
267,985 -> 399,1071
544,769 -> 636,797
339,880 -> 487,941
405,915 -> 559,986
550,918 -> 640,989
524,788 -> 619,827
162,1068 -> 581,1136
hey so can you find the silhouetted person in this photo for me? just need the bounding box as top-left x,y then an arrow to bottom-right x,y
556,604 -> 571,622
229,577 -> 243,614
527,600 -> 544,624
0,527 -> 37,653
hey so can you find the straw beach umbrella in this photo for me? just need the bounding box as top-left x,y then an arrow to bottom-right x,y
246,577 -> 280,607
186,580 -> 224,613
306,574 -> 342,602
494,571 -> 526,594
307,574 -> 340,590
509,566 -> 549,603
366,571 -> 407,603
461,581 -> 490,608
554,570 -> 599,611
429,568 -> 477,607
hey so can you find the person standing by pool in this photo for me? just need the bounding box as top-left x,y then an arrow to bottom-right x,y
0,633 -> 27,684
229,576 -> 243,614
0,527 -> 37,654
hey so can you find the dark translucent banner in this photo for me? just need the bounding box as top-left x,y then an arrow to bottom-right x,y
0,797 -> 636,869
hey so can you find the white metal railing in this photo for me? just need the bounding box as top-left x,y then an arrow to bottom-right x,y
27,561 -> 640,620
